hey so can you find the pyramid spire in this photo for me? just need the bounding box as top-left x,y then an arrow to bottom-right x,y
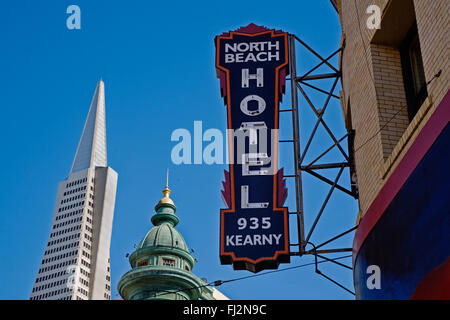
70,80 -> 107,174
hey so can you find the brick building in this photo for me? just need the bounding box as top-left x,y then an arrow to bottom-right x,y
331,0 -> 449,299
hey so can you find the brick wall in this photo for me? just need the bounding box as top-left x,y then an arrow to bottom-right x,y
371,44 -> 410,159
336,0 -> 449,222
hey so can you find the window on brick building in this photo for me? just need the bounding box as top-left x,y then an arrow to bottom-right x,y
400,23 -> 428,121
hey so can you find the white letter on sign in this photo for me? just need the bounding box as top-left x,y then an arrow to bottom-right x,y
240,121 -> 267,154
242,153 -> 272,176
242,68 -> 263,88
240,95 -> 266,116
241,185 -> 269,209
225,54 -> 234,63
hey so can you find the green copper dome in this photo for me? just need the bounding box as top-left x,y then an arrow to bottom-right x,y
138,223 -> 189,251
118,185 -> 216,300
136,186 -> 188,252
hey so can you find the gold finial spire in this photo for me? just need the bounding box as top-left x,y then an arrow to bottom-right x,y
158,169 -> 174,205
166,168 -> 169,188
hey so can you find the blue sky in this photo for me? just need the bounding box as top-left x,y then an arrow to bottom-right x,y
0,0 -> 358,299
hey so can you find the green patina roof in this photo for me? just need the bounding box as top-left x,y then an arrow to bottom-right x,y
137,187 -> 188,252
118,186 -> 215,300
138,222 -> 189,252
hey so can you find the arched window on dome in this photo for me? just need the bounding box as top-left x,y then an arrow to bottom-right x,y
137,259 -> 148,267
162,258 -> 175,267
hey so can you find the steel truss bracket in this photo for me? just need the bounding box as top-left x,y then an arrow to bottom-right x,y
280,34 -> 358,294
307,242 -> 355,296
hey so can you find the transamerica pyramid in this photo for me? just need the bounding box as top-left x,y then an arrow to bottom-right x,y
70,80 -> 107,174
30,80 -> 118,300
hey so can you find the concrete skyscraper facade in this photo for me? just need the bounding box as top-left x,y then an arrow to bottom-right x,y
30,80 -> 118,300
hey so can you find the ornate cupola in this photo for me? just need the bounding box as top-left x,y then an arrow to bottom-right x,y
117,183 -> 215,300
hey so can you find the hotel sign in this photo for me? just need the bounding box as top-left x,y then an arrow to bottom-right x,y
216,24 -> 290,273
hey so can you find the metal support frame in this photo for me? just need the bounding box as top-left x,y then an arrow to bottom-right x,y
281,34 -> 358,295
308,242 -> 355,295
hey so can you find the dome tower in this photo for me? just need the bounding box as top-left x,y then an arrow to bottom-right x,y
117,185 -> 215,300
